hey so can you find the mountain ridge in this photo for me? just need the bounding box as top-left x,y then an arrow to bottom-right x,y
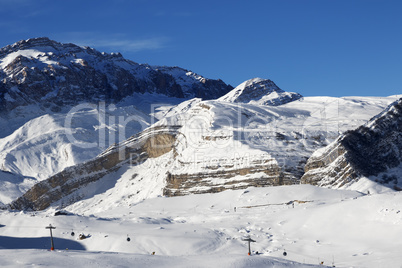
0,37 -> 233,113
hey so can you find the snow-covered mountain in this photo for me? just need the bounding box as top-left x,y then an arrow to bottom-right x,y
0,104 -> 151,181
218,78 -> 302,106
0,37 -> 232,165
301,98 -> 402,192
10,96 -> 397,211
2,38 -> 402,268
0,37 -> 233,113
1,37 -> 400,213
0,38 -> 236,203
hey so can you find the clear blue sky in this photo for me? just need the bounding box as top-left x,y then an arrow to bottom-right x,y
0,0 -> 401,97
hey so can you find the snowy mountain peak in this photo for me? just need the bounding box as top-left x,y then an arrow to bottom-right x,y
241,77 -> 278,88
218,77 -> 302,106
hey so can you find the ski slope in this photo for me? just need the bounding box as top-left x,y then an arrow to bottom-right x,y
1,185 -> 401,267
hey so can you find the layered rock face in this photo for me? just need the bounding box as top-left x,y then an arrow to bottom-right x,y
0,37 -> 233,113
10,126 -> 178,210
163,163 -> 284,196
301,98 -> 402,188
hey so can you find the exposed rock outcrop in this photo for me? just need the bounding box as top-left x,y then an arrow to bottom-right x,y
301,98 -> 402,188
163,163 -> 291,196
10,127 -> 178,210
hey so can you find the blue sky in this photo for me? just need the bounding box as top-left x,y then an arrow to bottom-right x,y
0,0 -> 401,97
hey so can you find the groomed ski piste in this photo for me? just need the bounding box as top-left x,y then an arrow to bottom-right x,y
1,184 -> 402,267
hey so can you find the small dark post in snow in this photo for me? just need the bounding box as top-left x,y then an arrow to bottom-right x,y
46,224 -> 56,251
242,237 -> 256,255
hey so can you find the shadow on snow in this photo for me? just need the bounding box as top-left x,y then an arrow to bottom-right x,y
0,235 -> 86,250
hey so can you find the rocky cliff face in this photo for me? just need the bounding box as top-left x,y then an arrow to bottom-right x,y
163,163 -> 285,196
301,98 -> 402,189
0,37 -> 232,113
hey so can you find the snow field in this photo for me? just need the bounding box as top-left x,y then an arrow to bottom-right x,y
1,185 -> 401,267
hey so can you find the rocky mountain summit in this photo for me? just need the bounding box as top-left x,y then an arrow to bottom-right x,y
0,37 -> 233,113
218,78 -> 302,106
301,98 -> 402,189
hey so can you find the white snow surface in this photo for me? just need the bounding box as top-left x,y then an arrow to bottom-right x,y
0,104 -> 149,180
0,49 -> 58,69
0,171 -> 35,205
1,185 -> 402,267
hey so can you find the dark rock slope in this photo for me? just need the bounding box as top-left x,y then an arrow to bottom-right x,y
0,37 -> 233,113
301,98 -> 402,188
